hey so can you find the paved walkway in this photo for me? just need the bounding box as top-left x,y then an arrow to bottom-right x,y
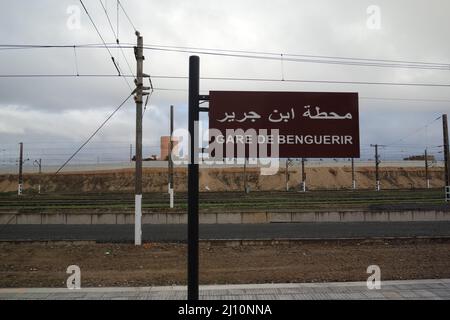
0,279 -> 449,300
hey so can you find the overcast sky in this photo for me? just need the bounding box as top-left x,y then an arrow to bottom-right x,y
0,0 -> 449,168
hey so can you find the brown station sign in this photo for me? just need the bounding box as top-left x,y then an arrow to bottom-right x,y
208,91 -> 360,158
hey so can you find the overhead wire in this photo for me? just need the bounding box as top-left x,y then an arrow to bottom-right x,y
72,46 -> 80,76
55,91 -> 134,174
1,43 -> 450,71
98,0 -> 135,80
79,0 -> 132,90
117,0 -> 137,32
384,115 -> 442,147
2,73 -> 450,88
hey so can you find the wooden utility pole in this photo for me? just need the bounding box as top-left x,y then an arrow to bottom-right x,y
18,142 -> 23,196
134,31 -> 144,246
424,149 -> 430,189
443,114 -> 449,202
168,105 -> 174,208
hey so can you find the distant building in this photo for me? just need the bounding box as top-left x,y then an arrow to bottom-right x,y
403,155 -> 435,161
160,136 -> 180,160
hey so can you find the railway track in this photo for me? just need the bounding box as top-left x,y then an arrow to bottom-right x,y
0,189 -> 447,211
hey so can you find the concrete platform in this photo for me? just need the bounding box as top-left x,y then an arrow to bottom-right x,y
2,209 -> 450,225
0,279 -> 449,300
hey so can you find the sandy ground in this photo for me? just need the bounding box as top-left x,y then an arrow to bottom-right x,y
0,239 -> 449,288
0,166 -> 445,193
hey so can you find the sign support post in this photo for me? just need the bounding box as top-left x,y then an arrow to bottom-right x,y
188,56 -> 200,300
187,56 -> 209,300
443,114 -> 449,200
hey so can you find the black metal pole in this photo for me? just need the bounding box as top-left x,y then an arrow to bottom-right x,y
188,56 -> 200,300
443,114 -> 449,188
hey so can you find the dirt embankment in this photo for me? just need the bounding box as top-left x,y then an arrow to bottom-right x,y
0,240 -> 449,287
0,166 -> 445,193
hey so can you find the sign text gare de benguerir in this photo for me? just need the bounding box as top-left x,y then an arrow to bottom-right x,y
208,91 -> 360,159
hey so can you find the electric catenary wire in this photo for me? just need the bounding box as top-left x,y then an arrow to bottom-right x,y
384,116 -> 443,148
79,0 -> 132,90
117,0 -> 137,32
99,0 -> 135,80
55,91 -> 134,174
1,43 -> 450,71
1,73 -> 450,88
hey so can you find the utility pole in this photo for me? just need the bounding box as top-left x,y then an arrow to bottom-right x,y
370,144 -> 384,191
34,158 -> 42,194
301,158 -> 306,192
134,31 -> 144,246
18,142 -> 23,196
351,158 -> 356,190
443,114 -> 449,201
285,158 -> 291,191
129,144 -> 132,162
244,157 -> 249,193
168,105 -> 174,208
424,149 -> 430,189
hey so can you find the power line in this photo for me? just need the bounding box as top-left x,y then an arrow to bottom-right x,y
117,0 -> 137,31
2,43 -> 450,71
55,91 -> 134,174
98,0 -> 135,79
139,42 -> 450,68
384,115 -> 442,147
79,1 -> 120,74
79,0 -> 132,90
2,73 -> 450,88
72,46 -> 80,76
116,0 -> 120,41
99,0 -> 118,40
141,45 -> 450,71
199,76 -> 450,87
360,97 -> 450,103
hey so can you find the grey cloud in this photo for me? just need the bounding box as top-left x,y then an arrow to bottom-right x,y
0,0 -> 449,163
